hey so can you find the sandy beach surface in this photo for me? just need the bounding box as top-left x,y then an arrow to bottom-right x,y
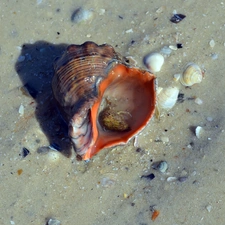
1,0 -> 225,224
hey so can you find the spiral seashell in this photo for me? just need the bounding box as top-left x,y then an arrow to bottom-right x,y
52,41 -> 156,160
157,86 -> 179,110
180,63 -> 203,86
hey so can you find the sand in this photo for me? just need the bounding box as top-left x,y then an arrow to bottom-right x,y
1,0 -> 225,224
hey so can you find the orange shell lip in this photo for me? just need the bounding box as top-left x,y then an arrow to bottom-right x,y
82,63 -> 156,160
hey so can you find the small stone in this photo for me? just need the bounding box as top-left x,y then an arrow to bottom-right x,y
167,176 -> 177,182
47,218 -> 61,225
211,53 -> 218,60
209,39 -> 215,48
152,161 -> 168,173
19,104 -> 24,116
206,116 -> 213,122
125,29 -> 133,33
194,97 -> 203,105
169,45 -> 178,50
161,136 -> 169,143
178,176 -> 188,182
195,126 -> 203,138
141,173 -> 155,180
206,205 -> 212,212
22,147 -> 30,158
71,8 -> 93,23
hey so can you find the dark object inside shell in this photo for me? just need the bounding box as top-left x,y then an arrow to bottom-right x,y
99,107 -> 130,132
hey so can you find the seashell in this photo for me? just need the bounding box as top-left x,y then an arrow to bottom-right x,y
143,52 -> 164,73
157,86 -> 179,110
180,63 -> 203,86
52,41 -> 156,160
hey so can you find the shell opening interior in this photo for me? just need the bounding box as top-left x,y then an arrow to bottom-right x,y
84,64 -> 156,159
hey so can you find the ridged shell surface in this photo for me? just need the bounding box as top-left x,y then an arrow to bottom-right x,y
52,41 -> 121,120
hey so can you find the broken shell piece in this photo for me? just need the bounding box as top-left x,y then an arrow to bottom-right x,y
143,53 -> 164,73
180,63 -> 203,86
157,86 -> 179,110
195,126 -> 203,138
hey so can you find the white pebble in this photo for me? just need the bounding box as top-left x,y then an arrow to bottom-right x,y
144,52 -> 164,73
206,116 -> 213,122
169,45 -> 178,50
209,39 -> 215,48
125,29 -> 133,33
195,126 -> 203,138
194,97 -> 203,105
19,104 -> 24,116
167,176 -> 177,182
206,205 -> 212,212
71,8 -> 93,23
161,136 -> 169,143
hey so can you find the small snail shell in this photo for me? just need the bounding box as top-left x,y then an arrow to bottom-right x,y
143,53 -> 164,73
180,63 -> 203,86
157,86 -> 179,110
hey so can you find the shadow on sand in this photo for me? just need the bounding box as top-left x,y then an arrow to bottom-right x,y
15,41 -> 73,157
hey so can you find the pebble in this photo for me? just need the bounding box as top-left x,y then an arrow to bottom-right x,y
194,97 -> 203,105
209,39 -> 215,48
167,176 -> 177,182
141,173 -> 155,180
206,116 -> 213,122
125,29 -> 133,33
152,161 -> 168,173
19,104 -> 24,116
178,176 -> 188,182
206,205 -> 212,212
37,146 -> 50,154
195,126 -> 203,138
47,218 -> 61,225
161,136 -> 169,143
22,147 -> 30,158
210,53 -> 218,60
71,8 -> 93,23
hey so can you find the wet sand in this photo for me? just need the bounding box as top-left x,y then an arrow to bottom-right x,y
1,0 -> 225,224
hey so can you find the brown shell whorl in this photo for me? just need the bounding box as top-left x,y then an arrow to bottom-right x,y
52,41 -> 121,120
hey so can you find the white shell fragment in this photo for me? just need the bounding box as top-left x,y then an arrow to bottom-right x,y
157,86 -> 179,110
71,8 -> 93,23
194,97 -> 203,105
19,104 -> 24,116
144,52 -> 164,73
180,63 -> 203,86
195,126 -> 203,138
209,39 -> 215,48
47,218 -> 61,225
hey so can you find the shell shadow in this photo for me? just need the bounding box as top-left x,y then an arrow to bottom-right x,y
15,41 -> 72,157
